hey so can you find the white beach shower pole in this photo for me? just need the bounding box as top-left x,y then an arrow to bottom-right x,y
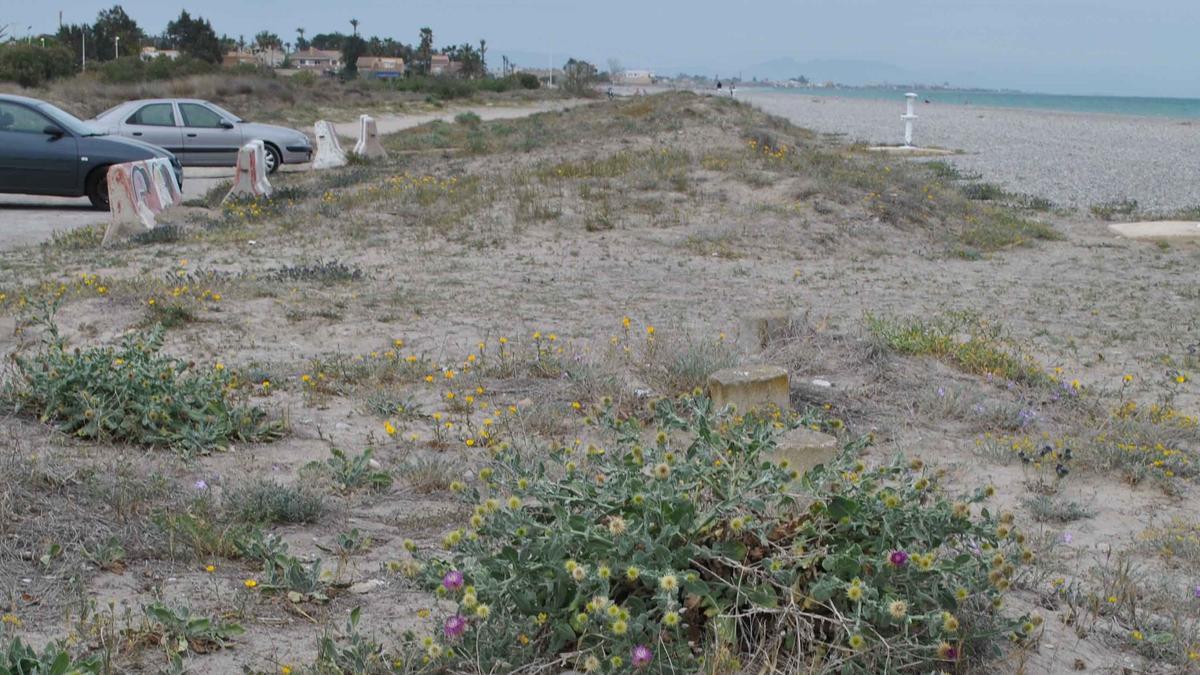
902,92 -> 918,147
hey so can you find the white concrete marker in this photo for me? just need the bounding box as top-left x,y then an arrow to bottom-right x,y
352,114 -> 388,160
902,92 -> 918,147
223,140 -> 273,203
312,120 -> 348,170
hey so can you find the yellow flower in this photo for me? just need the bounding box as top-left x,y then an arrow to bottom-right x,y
1131,630 -> 1144,642
659,574 -> 678,591
281,666 -> 293,675
1,614 -> 22,627
384,421 -> 396,436
204,565 -> 216,573
214,363 -> 225,371
646,326 -> 656,336
846,585 -> 864,602
475,604 -> 491,619
942,612 -> 959,632
663,611 -> 680,627
626,566 -> 640,581
244,579 -> 258,589
654,463 -> 671,480
848,634 -> 865,650
611,619 -> 628,635
1123,374 -> 1134,383
888,600 -> 907,619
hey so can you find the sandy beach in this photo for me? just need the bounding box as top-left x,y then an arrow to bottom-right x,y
733,89 -> 1200,212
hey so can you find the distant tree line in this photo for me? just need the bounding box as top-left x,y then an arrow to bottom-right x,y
1,3 -> 587,91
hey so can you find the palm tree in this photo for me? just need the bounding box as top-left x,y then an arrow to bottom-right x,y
296,27 -> 305,51
350,19 -> 359,37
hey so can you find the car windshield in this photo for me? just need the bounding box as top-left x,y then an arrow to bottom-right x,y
206,102 -> 244,123
35,101 -> 105,136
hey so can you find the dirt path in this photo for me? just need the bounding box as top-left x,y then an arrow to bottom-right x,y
0,100 -> 586,252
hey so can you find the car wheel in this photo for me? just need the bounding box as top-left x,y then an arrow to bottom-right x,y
85,167 -> 110,210
264,143 -> 282,174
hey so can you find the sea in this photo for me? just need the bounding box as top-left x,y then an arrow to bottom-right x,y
755,86 -> 1200,120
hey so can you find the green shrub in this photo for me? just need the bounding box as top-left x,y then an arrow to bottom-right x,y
455,111 -> 482,126
516,72 -> 541,90
142,602 -> 243,655
225,479 -> 324,524
402,396 -> 1033,673
8,307 -> 282,454
97,54 -> 216,83
0,635 -> 100,674
866,312 -> 1049,386
1090,198 -> 1138,221
0,43 -> 76,87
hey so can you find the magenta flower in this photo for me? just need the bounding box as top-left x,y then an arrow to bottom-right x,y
889,550 -> 909,567
443,570 -> 464,592
444,615 -> 467,638
945,645 -> 959,660
1194,585 -> 1200,599
632,644 -> 653,668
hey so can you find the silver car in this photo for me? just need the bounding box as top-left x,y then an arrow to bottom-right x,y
91,99 -> 312,173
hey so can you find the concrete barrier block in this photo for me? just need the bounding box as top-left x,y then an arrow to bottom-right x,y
104,158 -> 178,245
769,426 -> 839,475
707,365 -> 790,414
312,120 -> 348,170
224,141 -> 273,203
352,114 -> 387,160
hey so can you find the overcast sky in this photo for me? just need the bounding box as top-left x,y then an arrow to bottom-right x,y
6,0 -> 1199,97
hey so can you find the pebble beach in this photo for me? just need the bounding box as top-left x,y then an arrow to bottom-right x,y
734,89 -> 1200,213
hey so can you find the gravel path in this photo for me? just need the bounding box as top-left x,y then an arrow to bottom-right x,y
737,90 -> 1200,212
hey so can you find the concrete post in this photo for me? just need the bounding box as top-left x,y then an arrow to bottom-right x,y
902,92 -> 918,147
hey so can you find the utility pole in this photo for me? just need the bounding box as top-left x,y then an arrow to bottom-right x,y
82,29 -> 86,70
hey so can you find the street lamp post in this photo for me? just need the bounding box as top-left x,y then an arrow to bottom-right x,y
115,35 -> 120,60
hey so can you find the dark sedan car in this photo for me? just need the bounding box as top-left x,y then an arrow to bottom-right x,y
0,94 -> 182,209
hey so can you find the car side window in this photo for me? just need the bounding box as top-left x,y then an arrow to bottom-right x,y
127,103 -> 176,127
179,103 -> 226,129
0,101 -> 51,134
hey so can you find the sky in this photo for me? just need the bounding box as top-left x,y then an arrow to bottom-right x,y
5,0 -> 1199,98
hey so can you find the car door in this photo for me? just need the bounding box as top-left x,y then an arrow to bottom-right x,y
178,102 -> 242,166
0,100 -> 79,195
121,102 -> 184,156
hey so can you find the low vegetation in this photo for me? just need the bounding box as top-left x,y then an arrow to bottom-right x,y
0,91 -> 1193,674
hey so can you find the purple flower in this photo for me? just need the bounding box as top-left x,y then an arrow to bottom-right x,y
945,645 -> 959,660
889,550 -> 909,567
443,570 -> 464,592
1062,532 -> 1073,544
193,479 -> 208,491
937,386 -> 946,398
631,644 -> 653,668
1193,585 -> 1200,599
444,615 -> 467,638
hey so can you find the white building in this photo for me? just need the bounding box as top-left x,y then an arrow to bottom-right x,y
617,69 -> 654,85
140,47 -> 181,61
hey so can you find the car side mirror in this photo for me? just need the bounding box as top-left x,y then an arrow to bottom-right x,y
43,124 -> 65,137
219,120 -> 235,129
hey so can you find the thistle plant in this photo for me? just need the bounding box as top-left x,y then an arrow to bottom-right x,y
400,395 -> 1034,673
8,303 -> 281,454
